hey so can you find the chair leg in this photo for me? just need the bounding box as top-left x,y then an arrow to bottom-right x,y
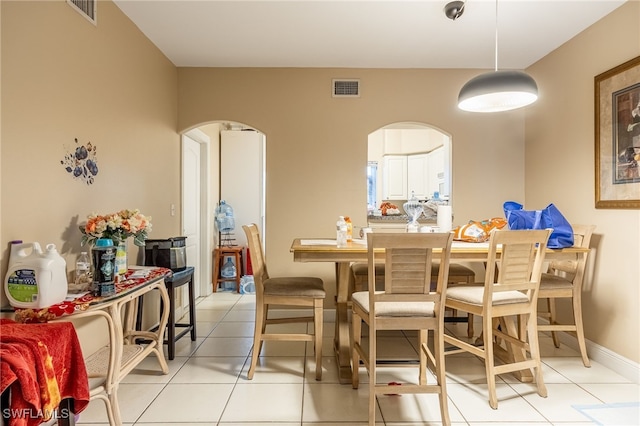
248,301 -> 265,379
467,313 -> 474,338
368,325 -> 377,426
351,312 -> 362,389
419,329 -> 428,385
572,294 -> 591,367
483,317 -> 499,410
525,312 -> 548,399
432,326 -> 451,426
548,298 -> 560,348
314,300 -> 323,380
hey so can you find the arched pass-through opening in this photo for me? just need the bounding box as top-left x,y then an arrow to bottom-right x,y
367,121 -> 451,227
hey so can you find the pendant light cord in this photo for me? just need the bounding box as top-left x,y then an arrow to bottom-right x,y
494,0 -> 499,71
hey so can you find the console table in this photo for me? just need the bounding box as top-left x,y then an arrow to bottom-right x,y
12,267 -> 172,426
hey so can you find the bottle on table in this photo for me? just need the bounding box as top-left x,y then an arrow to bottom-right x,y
344,217 -> 353,242
336,216 -> 348,248
74,251 -> 91,292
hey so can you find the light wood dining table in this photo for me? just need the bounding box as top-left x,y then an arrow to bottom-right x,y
290,237 -> 589,384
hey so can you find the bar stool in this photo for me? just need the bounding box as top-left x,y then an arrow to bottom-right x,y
212,246 -> 243,292
136,266 -> 196,360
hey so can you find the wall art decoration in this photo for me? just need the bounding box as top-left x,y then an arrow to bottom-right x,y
61,138 -> 99,185
595,56 -> 640,209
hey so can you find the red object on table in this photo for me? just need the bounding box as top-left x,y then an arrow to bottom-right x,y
0,319 -> 90,426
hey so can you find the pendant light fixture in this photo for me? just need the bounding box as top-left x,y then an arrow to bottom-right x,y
457,0 -> 538,113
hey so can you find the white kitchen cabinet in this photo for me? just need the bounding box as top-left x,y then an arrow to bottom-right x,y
427,147 -> 444,197
382,155 -> 407,200
407,153 -> 429,199
383,153 -> 430,200
383,149 -> 443,201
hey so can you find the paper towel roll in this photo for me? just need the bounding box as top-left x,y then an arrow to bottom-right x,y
437,205 -> 452,232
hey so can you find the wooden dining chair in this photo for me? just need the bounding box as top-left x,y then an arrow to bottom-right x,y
443,229 -> 551,409
351,232 -> 454,426
242,223 -> 326,380
537,224 -> 595,367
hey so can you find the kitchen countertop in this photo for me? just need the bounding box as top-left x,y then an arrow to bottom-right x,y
368,214 -> 436,223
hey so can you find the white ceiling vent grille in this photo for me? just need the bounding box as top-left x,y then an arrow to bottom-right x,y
67,0 -> 97,25
332,79 -> 360,98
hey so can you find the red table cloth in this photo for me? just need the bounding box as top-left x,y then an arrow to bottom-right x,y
0,319 -> 90,425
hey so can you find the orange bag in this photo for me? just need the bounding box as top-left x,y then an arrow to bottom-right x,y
452,217 -> 507,243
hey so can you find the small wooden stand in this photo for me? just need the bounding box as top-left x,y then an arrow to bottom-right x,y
212,246 -> 243,292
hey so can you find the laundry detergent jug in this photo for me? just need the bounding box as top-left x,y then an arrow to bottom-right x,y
4,241 -> 68,308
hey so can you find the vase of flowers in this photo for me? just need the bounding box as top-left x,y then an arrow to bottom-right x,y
79,209 -> 152,277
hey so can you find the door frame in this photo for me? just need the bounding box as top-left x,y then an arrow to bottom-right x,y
182,128 -> 212,297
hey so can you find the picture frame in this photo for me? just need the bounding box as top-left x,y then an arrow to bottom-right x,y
595,56 -> 640,209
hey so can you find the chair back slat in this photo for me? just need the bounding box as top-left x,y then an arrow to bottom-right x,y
484,229 -> 551,305
368,232 -> 453,310
548,224 -> 595,276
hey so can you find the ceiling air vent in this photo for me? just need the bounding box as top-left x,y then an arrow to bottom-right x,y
67,0 -> 97,25
332,79 -> 360,98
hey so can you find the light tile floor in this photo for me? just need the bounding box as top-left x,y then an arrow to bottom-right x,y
77,292 -> 640,425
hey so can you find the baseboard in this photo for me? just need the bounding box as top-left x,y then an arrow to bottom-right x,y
545,322 -> 640,384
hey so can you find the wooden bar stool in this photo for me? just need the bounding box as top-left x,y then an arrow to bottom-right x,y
212,246 -> 243,292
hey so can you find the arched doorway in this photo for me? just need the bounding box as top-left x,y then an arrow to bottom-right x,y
184,121 -> 266,296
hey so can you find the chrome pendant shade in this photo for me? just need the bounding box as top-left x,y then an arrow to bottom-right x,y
458,70 -> 538,113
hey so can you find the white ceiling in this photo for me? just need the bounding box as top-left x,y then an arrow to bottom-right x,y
113,0 -> 627,69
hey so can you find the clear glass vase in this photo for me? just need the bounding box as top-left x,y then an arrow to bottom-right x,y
114,241 -> 127,278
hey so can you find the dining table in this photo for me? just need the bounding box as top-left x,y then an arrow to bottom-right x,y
290,237 -> 590,384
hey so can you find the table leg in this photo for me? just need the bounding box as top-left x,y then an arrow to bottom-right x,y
495,315 -> 533,382
188,274 -> 197,341
333,261 -> 353,384
107,304 -> 124,426
167,283 -> 176,360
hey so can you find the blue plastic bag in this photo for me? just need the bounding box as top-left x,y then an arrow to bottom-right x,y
503,201 -> 574,249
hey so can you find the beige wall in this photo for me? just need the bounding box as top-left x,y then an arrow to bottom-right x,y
526,2 -> 640,362
1,0 -> 638,365
1,1 -> 179,354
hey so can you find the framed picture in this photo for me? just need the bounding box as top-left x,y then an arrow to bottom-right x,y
595,56 -> 640,209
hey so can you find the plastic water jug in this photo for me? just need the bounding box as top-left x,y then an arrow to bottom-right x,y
4,241 -> 68,308
215,200 -> 235,232
221,257 -> 237,278
240,275 -> 256,294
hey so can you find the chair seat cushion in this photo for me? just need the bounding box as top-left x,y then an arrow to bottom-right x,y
351,291 -> 435,317
351,262 -> 385,276
351,262 -> 473,277
432,263 -> 474,276
264,277 -> 325,298
446,285 -> 528,306
540,273 -> 572,290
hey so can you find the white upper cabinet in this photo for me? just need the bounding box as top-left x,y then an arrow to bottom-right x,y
407,153 -> 429,199
382,155 -> 407,200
